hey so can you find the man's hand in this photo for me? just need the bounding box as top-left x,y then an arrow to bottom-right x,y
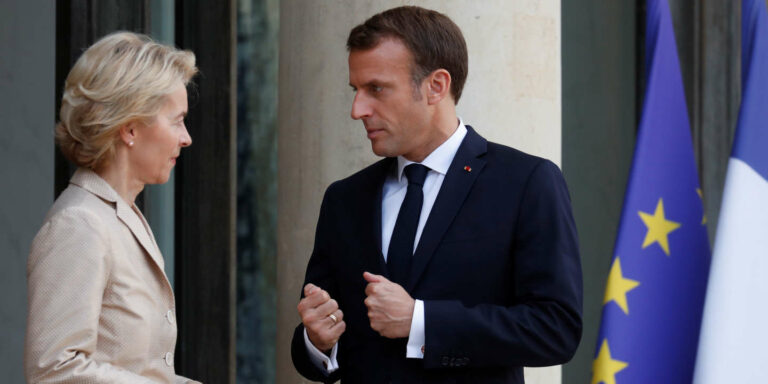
363,272 -> 415,339
297,283 -> 346,353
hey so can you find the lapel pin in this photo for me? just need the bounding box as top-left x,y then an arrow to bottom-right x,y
463,165 -> 472,172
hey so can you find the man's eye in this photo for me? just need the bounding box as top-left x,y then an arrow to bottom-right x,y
372,85 -> 383,93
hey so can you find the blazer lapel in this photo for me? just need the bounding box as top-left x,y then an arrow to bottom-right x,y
70,169 -> 166,272
114,203 -> 166,270
361,158 -> 395,277
406,127 -> 488,291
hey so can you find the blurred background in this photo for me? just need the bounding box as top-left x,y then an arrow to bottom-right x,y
0,0 -> 745,383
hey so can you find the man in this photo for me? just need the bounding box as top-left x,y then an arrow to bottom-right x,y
291,6 -> 582,383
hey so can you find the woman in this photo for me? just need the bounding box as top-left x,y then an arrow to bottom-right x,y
25,32 -> 201,383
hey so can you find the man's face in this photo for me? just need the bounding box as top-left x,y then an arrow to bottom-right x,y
348,38 -> 432,160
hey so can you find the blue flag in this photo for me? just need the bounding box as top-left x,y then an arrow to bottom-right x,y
694,0 -> 768,382
592,0 -> 711,383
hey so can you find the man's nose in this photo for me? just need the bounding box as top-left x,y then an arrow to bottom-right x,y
350,93 -> 372,120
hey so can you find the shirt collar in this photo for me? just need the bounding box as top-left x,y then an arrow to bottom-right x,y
396,117 -> 468,182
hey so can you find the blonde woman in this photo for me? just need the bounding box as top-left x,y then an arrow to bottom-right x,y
25,32 -> 201,384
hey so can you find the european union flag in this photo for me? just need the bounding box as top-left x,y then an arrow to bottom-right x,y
592,0 -> 711,383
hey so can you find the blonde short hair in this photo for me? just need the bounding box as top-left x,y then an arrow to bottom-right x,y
56,31 -> 198,169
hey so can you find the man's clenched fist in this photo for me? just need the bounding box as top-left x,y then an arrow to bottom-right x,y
363,272 -> 415,339
297,283 -> 346,353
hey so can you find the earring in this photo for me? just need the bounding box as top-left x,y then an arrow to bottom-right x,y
129,141 -> 134,147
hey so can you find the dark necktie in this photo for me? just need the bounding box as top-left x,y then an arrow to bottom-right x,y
387,163 -> 429,286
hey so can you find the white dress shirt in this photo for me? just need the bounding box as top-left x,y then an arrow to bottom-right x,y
305,120 -> 468,373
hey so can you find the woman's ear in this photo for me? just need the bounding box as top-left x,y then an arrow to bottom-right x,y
118,121 -> 138,147
426,69 -> 452,105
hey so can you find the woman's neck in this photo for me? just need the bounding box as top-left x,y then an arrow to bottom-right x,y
95,160 -> 144,205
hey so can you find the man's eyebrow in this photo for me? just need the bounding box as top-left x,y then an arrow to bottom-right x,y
350,79 -> 392,89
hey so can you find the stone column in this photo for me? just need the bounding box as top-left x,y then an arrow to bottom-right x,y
276,1 -> 562,383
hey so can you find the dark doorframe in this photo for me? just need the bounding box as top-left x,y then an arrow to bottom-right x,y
174,0 -> 237,382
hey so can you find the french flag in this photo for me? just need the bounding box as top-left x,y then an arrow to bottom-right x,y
694,0 -> 768,382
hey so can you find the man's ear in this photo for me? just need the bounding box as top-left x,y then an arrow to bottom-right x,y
426,69 -> 452,105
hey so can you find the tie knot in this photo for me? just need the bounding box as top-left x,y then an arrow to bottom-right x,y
404,164 -> 429,186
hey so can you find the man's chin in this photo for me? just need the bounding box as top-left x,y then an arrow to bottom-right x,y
370,143 -> 395,158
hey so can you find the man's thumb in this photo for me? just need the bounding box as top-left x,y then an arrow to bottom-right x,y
363,271 -> 385,283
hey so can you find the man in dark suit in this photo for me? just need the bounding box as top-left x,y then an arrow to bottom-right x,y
291,6 -> 582,383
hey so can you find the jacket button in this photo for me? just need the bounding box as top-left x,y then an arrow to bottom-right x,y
166,310 -> 175,325
165,352 -> 174,366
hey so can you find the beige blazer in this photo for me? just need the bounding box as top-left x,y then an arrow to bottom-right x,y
25,168 -> 199,384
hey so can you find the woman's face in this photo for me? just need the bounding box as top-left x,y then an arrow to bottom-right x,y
131,82 -> 191,185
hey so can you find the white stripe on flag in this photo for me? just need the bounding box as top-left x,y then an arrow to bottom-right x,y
694,157 -> 768,383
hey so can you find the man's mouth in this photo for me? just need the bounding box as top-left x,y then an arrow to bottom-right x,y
366,127 -> 385,139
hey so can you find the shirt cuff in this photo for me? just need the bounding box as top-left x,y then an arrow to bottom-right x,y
406,299 -> 425,359
303,327 -> 340,373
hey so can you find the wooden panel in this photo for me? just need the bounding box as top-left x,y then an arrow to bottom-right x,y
173,0 -> 237,382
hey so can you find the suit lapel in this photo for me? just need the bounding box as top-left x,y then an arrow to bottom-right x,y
362,158 -> 395,276
406,127 -> 488,291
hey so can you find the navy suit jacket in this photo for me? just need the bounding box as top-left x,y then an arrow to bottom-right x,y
292,127 -> 582,384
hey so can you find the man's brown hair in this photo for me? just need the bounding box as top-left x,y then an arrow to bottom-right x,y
347,6 -> 468,103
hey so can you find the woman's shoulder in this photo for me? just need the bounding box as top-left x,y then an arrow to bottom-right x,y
30,185 -> 116,260
43,183 -> 116,225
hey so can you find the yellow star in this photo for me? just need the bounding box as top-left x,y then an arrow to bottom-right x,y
603,257 -> 640,314
638,198 -> 681,256
696,188 -> 707,224
592,339 -> 629,384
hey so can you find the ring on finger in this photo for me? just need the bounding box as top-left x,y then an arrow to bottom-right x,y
328,313 -> 338,324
